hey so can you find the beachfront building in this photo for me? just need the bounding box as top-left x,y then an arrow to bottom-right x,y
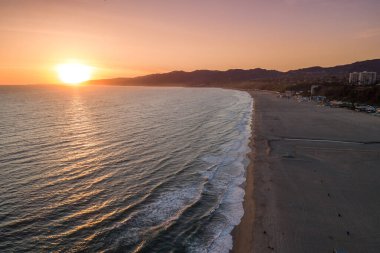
349,72 -> 359,85
359,71 -> 377,85
349,71 -> 377,85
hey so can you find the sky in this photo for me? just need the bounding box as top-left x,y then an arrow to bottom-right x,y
0,0 -> 380,84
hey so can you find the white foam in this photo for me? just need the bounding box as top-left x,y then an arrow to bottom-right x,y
119,90 -> 253,252
114,183 -> 206,248
196,91 -> 253,253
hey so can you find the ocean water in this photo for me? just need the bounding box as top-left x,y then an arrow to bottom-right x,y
0,85 -> 252,253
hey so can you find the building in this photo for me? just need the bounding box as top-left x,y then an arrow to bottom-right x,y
349,71 -> 377,85
359,71 -> 377,85
349,72 -> 359,85
310,85 -> 321,96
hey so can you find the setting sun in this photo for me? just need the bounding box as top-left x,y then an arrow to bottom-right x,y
56,63 -> 93,85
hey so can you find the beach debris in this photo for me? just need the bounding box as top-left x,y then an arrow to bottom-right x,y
338,213 -> 342,217
346,231 -> 350,236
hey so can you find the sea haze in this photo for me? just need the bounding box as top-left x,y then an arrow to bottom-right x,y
0,85 -> 252,252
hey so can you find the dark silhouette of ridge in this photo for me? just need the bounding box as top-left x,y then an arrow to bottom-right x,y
286,59 -> 380,76
88,59 -> 380,86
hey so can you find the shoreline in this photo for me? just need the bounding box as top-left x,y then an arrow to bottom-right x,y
231,90 -> 380,252
230,90 -> 257,252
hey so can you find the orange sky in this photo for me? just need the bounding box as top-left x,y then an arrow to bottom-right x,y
1,0 -> 380,84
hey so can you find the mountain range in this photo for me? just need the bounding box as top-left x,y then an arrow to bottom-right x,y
88,59 -> 380,87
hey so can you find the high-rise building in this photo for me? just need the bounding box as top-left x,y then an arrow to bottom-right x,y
348,71 -> 377,85
359,71 -> 377,85
349,72 -> 359,85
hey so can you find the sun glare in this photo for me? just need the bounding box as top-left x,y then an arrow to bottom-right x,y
56,63 -> 93,85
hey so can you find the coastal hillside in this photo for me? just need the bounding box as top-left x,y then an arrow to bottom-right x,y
88,59 -> 380,86
286,59 -> 380,77
89,68 -> 283,86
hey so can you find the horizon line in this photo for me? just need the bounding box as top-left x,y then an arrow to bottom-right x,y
1,58 -> 379,86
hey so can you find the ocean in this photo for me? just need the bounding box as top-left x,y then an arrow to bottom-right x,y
0,85 -> 252,252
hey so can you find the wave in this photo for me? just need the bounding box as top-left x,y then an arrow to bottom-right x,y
0,86 -> 253,252
196,93 -> 252,253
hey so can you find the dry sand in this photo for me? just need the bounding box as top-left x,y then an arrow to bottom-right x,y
232,90 -> 380,253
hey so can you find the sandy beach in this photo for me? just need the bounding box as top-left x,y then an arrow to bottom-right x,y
232,90 -> 380,253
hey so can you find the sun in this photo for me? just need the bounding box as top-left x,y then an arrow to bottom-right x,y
56,63 -> 93,85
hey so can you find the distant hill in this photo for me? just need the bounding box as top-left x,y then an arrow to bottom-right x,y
89,68 -> 283,86
88,59 -> 380,86
286,59 -> 380,77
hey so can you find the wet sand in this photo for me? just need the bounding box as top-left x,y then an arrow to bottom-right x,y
232,90 -> 380,253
